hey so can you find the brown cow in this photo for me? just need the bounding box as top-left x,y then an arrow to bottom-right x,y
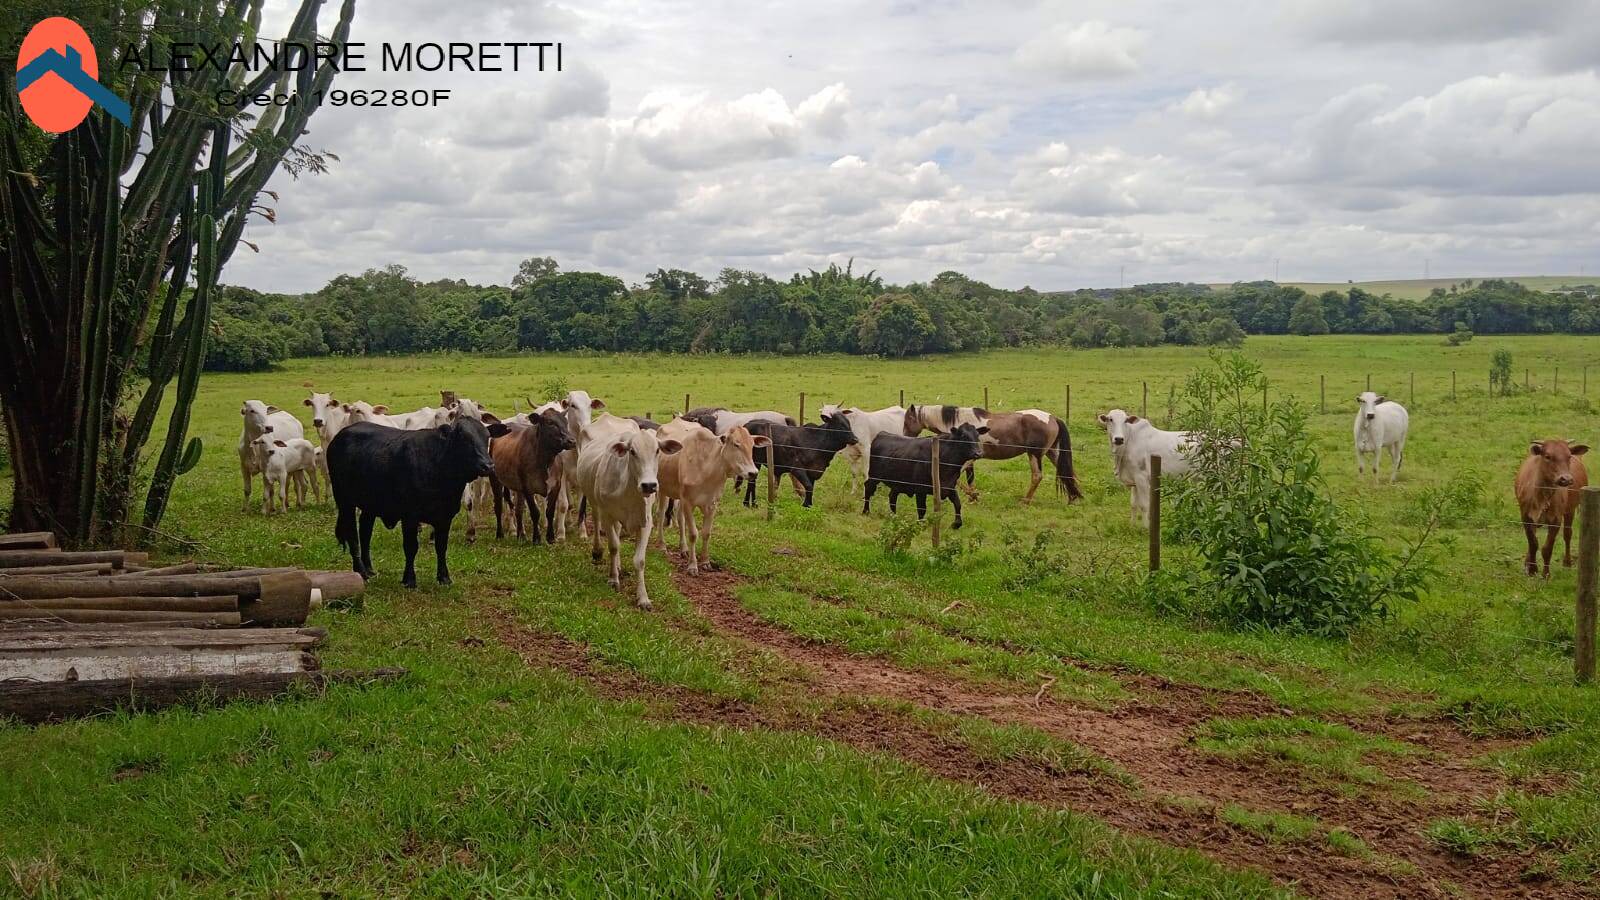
655,419 -> 769,575
489,409 -> 575,543
1516,439 -> 1589,577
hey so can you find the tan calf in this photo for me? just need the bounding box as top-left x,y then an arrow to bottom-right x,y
1516,439 -> 1589,577
655,419 -> 768,575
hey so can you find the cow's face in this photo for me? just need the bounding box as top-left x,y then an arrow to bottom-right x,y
443,416 -> 508,479
721,426 -> 767,479
250,435 -> 285,469
241,400 -> 278,434
944,422 -> 990,465
609,430 -> 682,496
1529,439 -> 1589,488
442,398 -> 491,429
537,409 -> 576,453
1356,391 -> 1385,422
562,391 -> 605,424
303,392 -> 340,430
342,401 -> 389,424
1097,409 -> 1141,447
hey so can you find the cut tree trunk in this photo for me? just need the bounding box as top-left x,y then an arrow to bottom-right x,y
0,563 -> 115,575
0,668 -> 407,724
0,609 -> 242,626
0,533 -> 57,550
0,572 -> 311,627
0,550 -> 148,568
0,595 -> 238,612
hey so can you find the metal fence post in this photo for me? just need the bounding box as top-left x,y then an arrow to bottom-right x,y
1577,487 -> 1599,684
930,437 -> 942,549
1148,455 -> 1162,571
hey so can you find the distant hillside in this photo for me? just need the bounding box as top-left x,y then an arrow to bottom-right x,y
1206,276 -> 1595,301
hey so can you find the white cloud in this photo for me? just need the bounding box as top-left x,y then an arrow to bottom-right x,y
1171,84 -> 1241,120
1014,21 -> 1146,80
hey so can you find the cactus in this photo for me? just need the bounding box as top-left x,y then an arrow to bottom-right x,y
0,1 -> 358,545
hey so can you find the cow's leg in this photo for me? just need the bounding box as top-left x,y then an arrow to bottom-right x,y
607,521 -> 623,590
1022,453 -> 1044,504
522,489 -> 542,544
493,481 -> 506,540
553,484 -> 568,543
915,492 -> 927,520
577,495 -> 590,539
400,520 -> 420,589
744,471 -> 757,508
240,452 -> 253,512
434,523 -> 452,585
790,472 -> 806,499
1390,440 -> 1404,483
682,505 -> 701,575
632,517 -> 653,609
1540,523 -> 1558,578
1563,507 -> 1577,567
543,490 -> 559,544
697,503 -> 716,570
950,489 -> 964,529
862,480 -> 876,515
358,511 -> 377,578
1524,521 -> 1540,576
1355,443 -> 1364,476
796,471 -> 816,507
590,506 -> 604,562
464,483 -> 477,545
888,489 -> 899,515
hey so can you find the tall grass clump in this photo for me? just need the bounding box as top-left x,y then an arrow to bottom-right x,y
1159,353 -> 1437,636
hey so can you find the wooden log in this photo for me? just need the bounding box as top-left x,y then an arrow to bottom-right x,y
130,562 -> 199,577
0,562 -> 114,576
0,550 -> 147,569
0,532 -> 57,550
0,595 -> 238,612
309,571 -> 366,602
0,668 -> 407,725
242,572 -> 313,627
0,609 -> 242,626
0,626 -> 325,682
0,573 -> 310,627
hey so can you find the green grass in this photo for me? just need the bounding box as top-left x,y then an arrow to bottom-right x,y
1195,716 -> 1422,797
1219,805 -> 1321,844
5,334 -> 1600,893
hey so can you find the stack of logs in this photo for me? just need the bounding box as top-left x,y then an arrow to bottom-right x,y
0,532 -> 399,724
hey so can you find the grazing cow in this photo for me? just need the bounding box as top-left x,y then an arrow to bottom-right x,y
820,404 -> 906,494
1353,392 -> 1409,482
238,400 -> 305,512
744,413 -> 858,508
1516,439 -> 1590,577
251,436 -> 318,514
862,423 -> 989,528
328,417 -> 508,588
655,419 -> 769,575
490,408 -> 575,543
574,414 -> 682,609
1098,409 -> 1195,527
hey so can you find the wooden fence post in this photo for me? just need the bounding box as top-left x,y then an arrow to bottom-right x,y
1142,381 -> 1148,418
1065,385 -> 1071,422
1409,372 -> 1414,407
1366,373 -> 1372,391
1526,369 -> 1531,392
684,393 -> 690,415
1577,487 -> 1599,685
984,386 -> 990,408
900,388 -> 905,408
1451,370 -> 1456,401
1167,384 -> 1176,425
766,454 -> 777,522
1262,381 -> 1268,417
799,392 -> 806,424
1148,455 -> 1162,572
930,437 -> 942,549
1555,368 -> 1560,394
1320,374 -> 1326,414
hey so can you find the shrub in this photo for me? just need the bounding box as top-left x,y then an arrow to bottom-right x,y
204,315 -> 290,372
1164,353 -> 1435,636
1490,349 -> 1513,395
877,510 -> 925,559
998,527 -> 1071,591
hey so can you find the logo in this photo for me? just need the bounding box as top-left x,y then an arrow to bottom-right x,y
16,17 -> 130,132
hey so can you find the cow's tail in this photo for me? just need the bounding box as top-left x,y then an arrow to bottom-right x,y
1051,416 -> 1083,501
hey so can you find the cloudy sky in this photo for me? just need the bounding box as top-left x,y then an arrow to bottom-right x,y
227,0 -> 1600,294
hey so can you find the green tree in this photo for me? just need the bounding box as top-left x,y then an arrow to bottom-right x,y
511,256 -> 560,289
1287,295 -> 1330,335
858,294 -> 936,357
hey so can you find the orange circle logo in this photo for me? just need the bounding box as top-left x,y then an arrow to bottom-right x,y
17,17 -> 100,133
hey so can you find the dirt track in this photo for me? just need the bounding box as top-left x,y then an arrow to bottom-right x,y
485,557 -> 1573,899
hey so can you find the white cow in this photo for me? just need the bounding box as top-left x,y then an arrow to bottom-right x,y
1353,391 -> 1408,482
436,397 -> 504,542
549,390 -> 606,539
342,401 -> 440,430
575,414 -> 682,609
302,391 -> 349,501
821,404 -> 906,494
238,400 -> 305,512
251,436 -> 318,514
1097,408 -> 1195,527
654,419 -> 767,574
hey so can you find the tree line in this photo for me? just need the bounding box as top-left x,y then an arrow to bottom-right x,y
200,259 -> 1600,371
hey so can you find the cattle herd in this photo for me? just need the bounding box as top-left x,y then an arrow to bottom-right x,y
233,386 -> 1591,604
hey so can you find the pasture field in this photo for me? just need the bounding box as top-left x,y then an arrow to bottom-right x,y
1205,275 -> 1596,300
4,334 -> 1600,897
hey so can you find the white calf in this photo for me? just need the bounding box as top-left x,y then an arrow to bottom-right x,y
1353,392 -> 1408,482
575,415 -> 682,609
238,400 -> 305,512
1098,409 -> 1195,527
252,436 -> 318,514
